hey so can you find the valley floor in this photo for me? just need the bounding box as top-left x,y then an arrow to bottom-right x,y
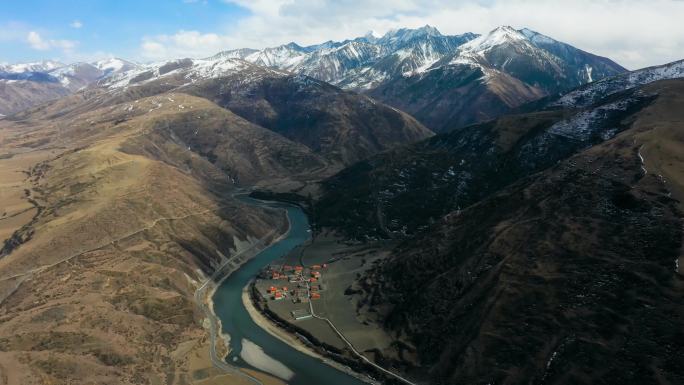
247,231 -> 422,382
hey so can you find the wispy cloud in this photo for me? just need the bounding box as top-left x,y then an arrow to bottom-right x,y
70,20 -> 83,29
141,30 -> 230,60
27,31 -> 77,52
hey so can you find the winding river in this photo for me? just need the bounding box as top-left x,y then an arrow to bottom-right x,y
212,197 -> 368,385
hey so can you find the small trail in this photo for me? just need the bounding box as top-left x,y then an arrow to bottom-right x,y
306,282 -> 417,385
0,204 -> 229,282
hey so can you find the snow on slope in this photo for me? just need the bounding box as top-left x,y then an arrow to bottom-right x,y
0,60 -> 65,73
458,26 -> 527,54
211,25 -> 476,89
244,43 -> 308,70
554,59 -> 684,107
102,57 -> 285,90
93,58 -> 139,75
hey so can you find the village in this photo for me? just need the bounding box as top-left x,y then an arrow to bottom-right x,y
254,262 -> 329,320
249,231 -> 401,366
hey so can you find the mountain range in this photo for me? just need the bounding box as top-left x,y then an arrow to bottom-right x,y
2,25 -> 624,131
0,58 -> 137,115
1,23 -> 683,385
219,25 -> 626,131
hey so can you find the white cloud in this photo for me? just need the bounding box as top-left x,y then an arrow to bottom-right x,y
27,31 -> 78,53
141,30 -> 232,60
27,31 -> 50,50
138,0 -> 684,69
70,20 -> 83,29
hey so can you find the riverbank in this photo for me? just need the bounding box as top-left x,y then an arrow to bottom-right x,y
195,198 -> 292,384
243,282 -> 385,385
241,284 -> 321,360
205,199 -> 373,385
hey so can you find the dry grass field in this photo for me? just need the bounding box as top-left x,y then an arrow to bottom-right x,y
0,94 -> 289,384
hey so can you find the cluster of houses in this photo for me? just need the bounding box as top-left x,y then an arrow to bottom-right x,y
260,263 -> 328,303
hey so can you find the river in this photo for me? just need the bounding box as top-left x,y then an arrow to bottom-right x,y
212,197 -> 368,385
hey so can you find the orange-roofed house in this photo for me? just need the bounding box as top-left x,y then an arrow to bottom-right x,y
312,264 -> 321,270
310,293 -> 321,299
294,266 -> 303,271
309,277 -> 318,283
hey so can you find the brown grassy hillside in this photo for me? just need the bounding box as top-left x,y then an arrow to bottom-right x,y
0,94 -> 290,384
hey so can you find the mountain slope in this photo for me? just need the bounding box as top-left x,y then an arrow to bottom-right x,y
188,73 -> 432,164
101,57 -> 433,165
0,89 -> 289,385
316,75 -> 656,239
360,79 -> 684,384
553,59 -> 684,108
0,78 -> 71,116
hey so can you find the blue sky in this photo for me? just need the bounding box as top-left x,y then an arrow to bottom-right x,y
0,0 -> 250,62
2,0 -> 683,69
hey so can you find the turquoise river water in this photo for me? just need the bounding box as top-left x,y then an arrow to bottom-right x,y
212,198 -> 368,385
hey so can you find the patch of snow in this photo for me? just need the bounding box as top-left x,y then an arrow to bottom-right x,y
555,60 -> 684,108
638,145 -> 647,175
547,96 -> 642,141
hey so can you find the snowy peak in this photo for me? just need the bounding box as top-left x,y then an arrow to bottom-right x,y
460,26 -> 528,53
219,26 -> 476,89
101,56 -> 285,90
244,43 -> 308,69
93,58 -> 139,75
361,30 -> 381,43
0,60 -> 65,73
380,25 -> 443,43
211,48 -> 260,60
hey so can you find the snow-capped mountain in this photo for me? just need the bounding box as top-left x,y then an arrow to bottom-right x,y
0,60 -> 65,74
44,59 -> 140,91
100,56 -> 286,90
366,26 -> 627,131
0,58 -> 141,114
0,58 -> 140,91
208,25 -> 624,131
214,25 -> 478,89
337,27 -> 477,89
93,58 -> 139,76
442,26 -> 625,92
